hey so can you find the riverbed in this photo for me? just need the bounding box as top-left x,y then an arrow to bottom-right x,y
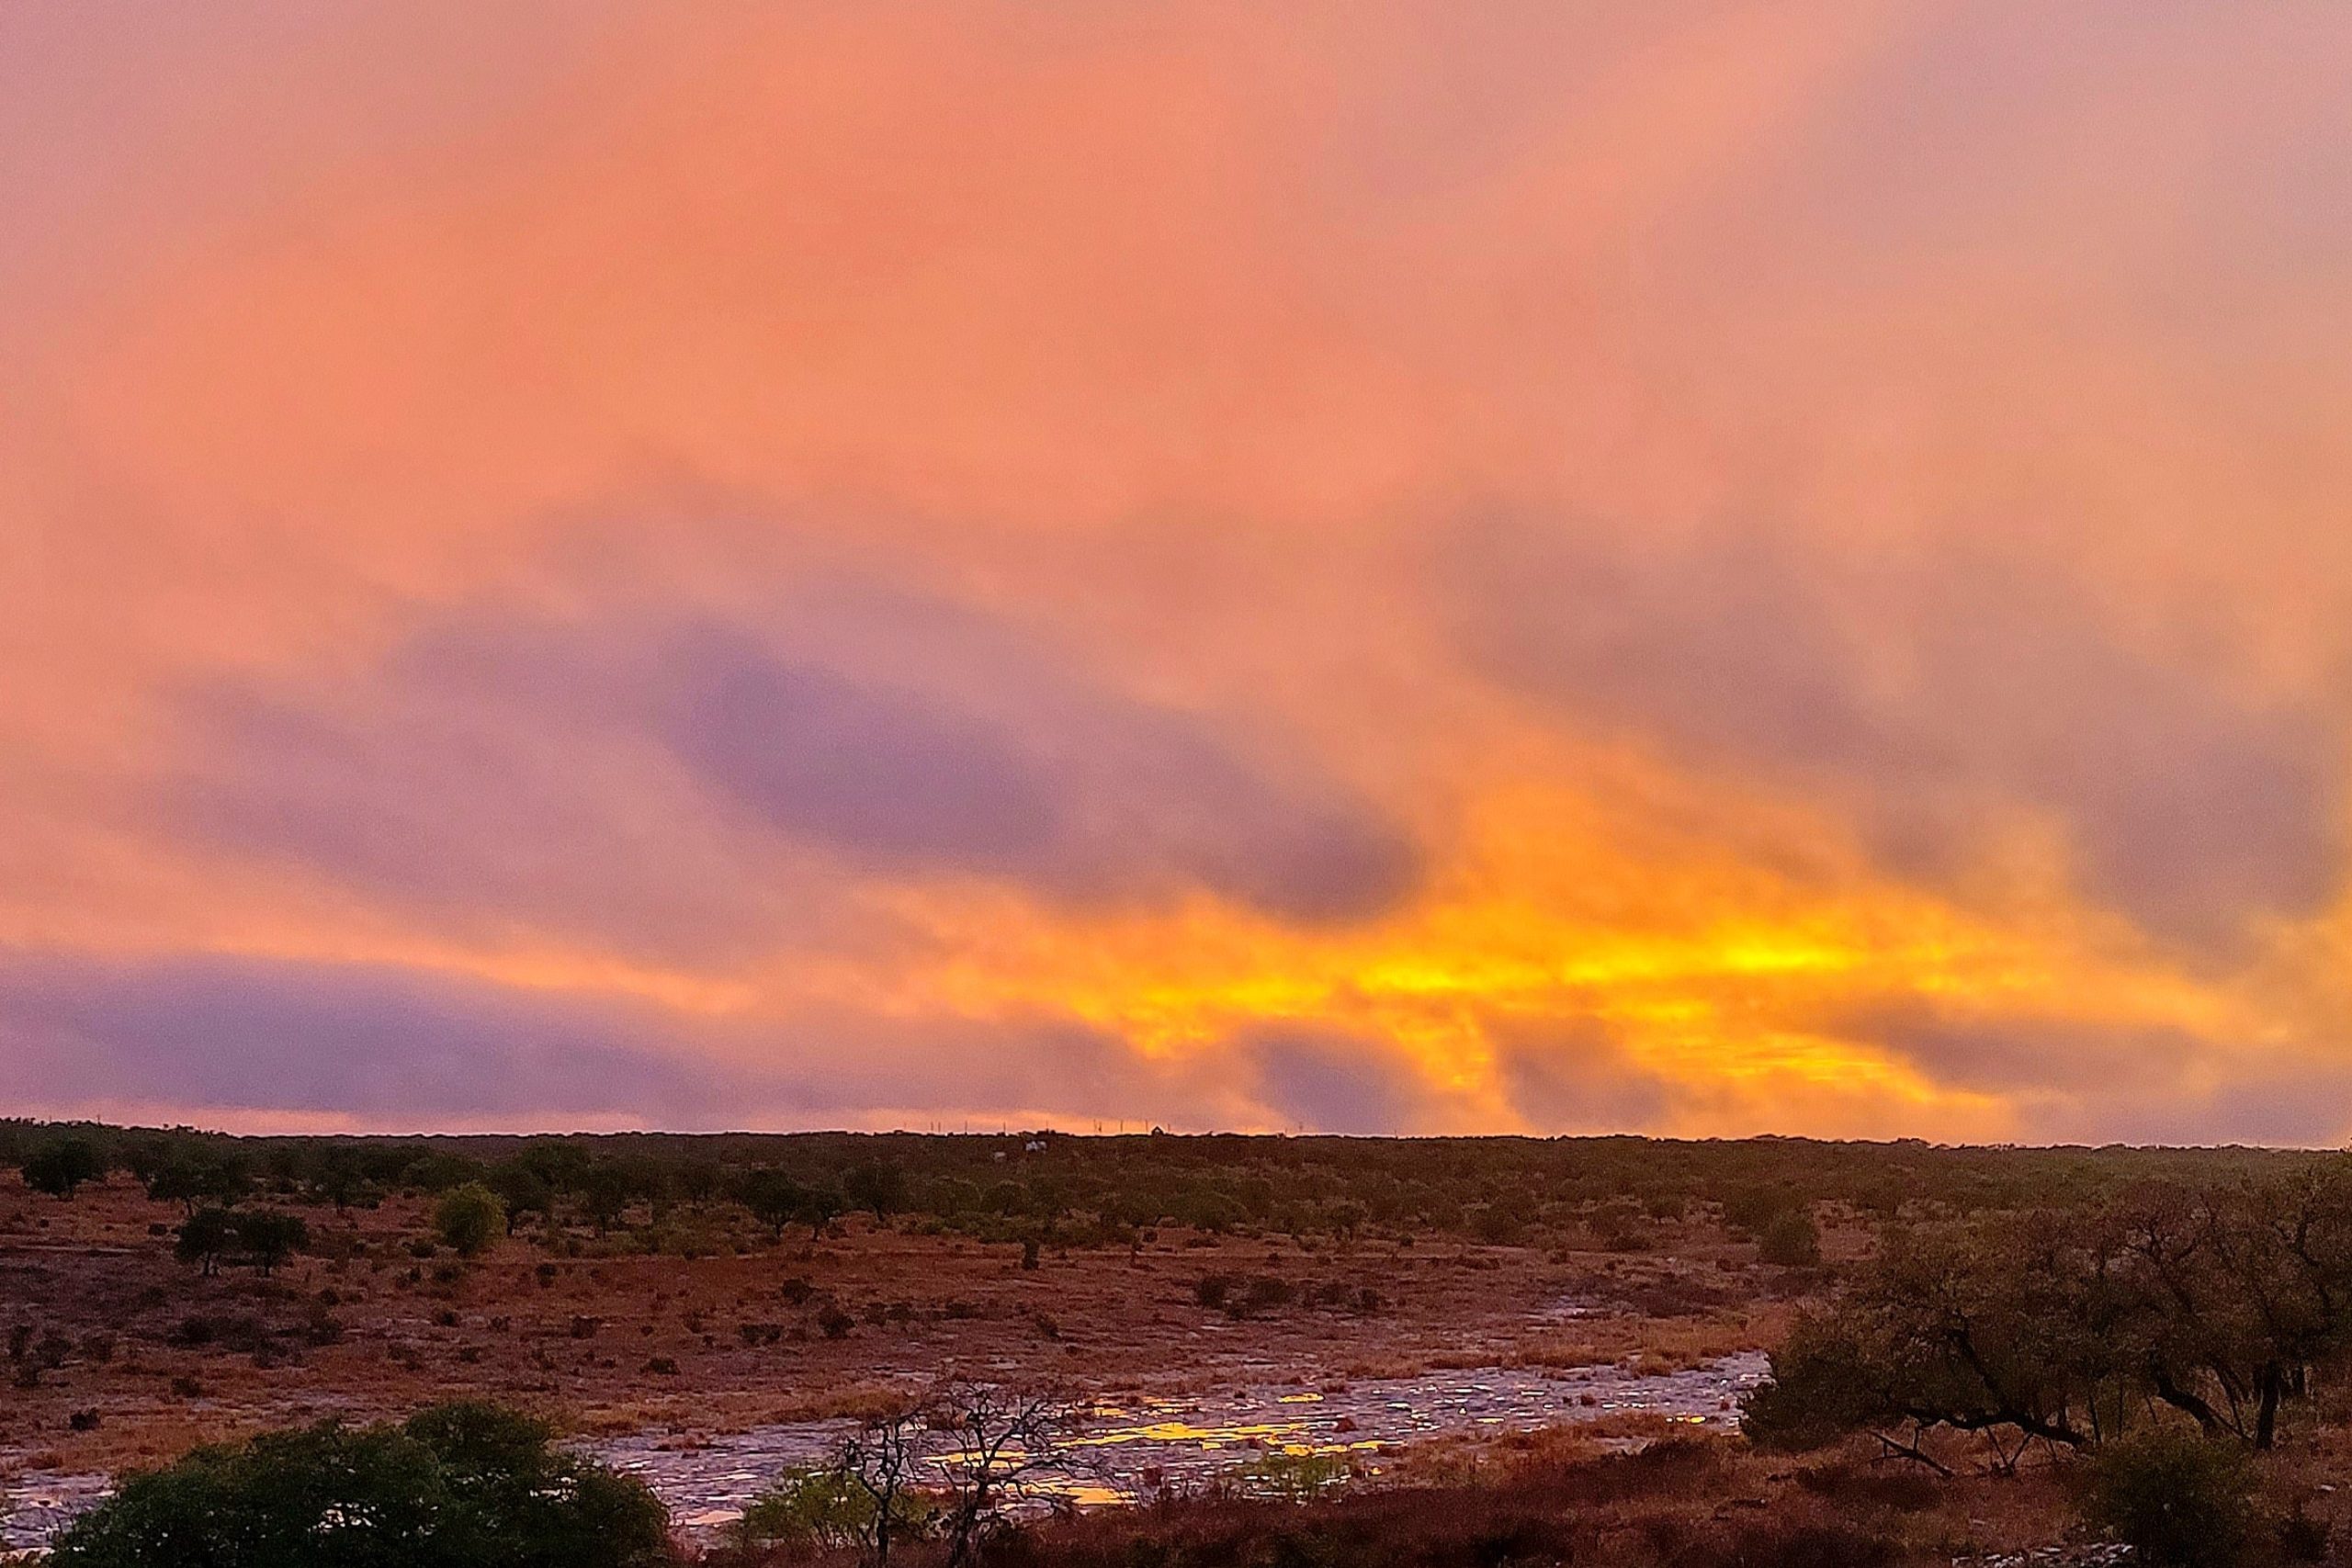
588,1348 -> 1769,1539
2,1346 -> 1768,1551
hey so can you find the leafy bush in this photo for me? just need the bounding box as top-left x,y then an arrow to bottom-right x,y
1757,1208 -> 1821,1266
175,1207 -> 237,1276
1740,1314 -> 1879,1451
735,1465 -> 923,1555
2080,1427 -> 2255,1568
50,1402 -> 670,1568
1719,1182 -> 1801,1235
233,1209 -> 311,1275
22,1136 -> 105,1197
435,1182 -> 507,1258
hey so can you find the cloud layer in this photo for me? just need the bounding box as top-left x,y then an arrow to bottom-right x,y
9,3 -> 2352,1138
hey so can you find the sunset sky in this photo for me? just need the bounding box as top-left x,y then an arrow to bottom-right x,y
9,3 -> 2352,1142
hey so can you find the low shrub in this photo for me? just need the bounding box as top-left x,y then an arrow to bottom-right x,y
49,1403 -> 670,1568
2080,1427 -> 2255,1568
1757,1208 -> 1821,1267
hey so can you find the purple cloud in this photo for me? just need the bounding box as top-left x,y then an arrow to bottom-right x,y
1486,1014 -> 1672,1133
0,950 -> 736,1124
0,949 -> 1238,1130
164,580 -> 1421,949
1243,1026 -> 1436,1134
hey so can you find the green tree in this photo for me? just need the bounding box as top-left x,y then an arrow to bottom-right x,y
232,1209 -> 310,1276
22,1137 -> 104,1198
738,1168 -> 806,1240
401,1151 -> 486,1193
175,1207 -> 236,1278
736,1465 -> 914,1555
846,1160 -> 910,1219
580,1161 -> 636,1233
49,1403 -> 669,1568
798,1185 -> 845,1244
434,1183 -> 506,1258
1740,1216 -> 2114,1463
487,1161 -> 553,1234
146,1150 -> 251,1214
313,1145 -> 370,1211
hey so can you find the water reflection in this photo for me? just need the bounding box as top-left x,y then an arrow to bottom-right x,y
589,1351 -> 1770,1540
0,1470 -> 110,1557
1,1350 -> 1769,1552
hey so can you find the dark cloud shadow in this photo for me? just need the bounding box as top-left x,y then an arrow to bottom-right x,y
1238,1025 -> 1439,1134
163,574 -> 1422,953
1487,1013 -> 1673,1132
0,949 -> 1238,1131
0,950 -> 740,1124
1831,993 -> 2352,1147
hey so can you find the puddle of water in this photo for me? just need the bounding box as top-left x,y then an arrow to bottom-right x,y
0,1471 -> 110,1558
589,1350 -> 1769,1540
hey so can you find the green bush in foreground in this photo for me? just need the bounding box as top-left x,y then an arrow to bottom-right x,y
50,1402 -> 671,1568
734,1464 -> 929,1555
2081,1427 -> 2255,1568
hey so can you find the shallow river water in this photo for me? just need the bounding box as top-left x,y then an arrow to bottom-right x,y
1,1349 -> 1768,1552
588,1349 -> 1769,1539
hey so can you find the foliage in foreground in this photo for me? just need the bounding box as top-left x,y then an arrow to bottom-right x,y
734,1466 -> 930,1557
2079,1427 -> 2256,1568
906,1438 -> 1905,1568
49,1402 -> 673,1568
1746,1157 -> 2352,1461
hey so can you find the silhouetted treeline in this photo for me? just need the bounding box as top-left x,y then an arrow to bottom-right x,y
0,1119 -> 2307,1247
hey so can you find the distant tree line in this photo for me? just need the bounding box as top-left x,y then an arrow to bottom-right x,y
0,1118 -> 2317,1257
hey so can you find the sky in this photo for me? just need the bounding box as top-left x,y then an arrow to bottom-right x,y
8,3 -> 2352,1143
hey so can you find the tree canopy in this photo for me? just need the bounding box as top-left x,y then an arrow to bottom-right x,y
1745,1158 -> 2352,1462
49,1403 -> 670,1568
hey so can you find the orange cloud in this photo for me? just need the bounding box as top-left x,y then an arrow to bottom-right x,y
6,4 -> 2352,1138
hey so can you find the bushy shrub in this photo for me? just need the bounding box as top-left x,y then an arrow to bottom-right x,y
2080,1427 -> 2255,1568
175,1207 -> 237,1276
735,1465 -> 922,1555
50,1402 -> 669,1568
22,1137 -> 104,1197
234,1209 -> 310,1275
1740,1314 -> 1879,1451
1757,1208 -> 1821,1266
1719,1182 -> 1801,1235
435,1182 -> 507,1258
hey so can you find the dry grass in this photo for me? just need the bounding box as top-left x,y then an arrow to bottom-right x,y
0,1172 -> 1783,1487
702,1437 -> 2082,1568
